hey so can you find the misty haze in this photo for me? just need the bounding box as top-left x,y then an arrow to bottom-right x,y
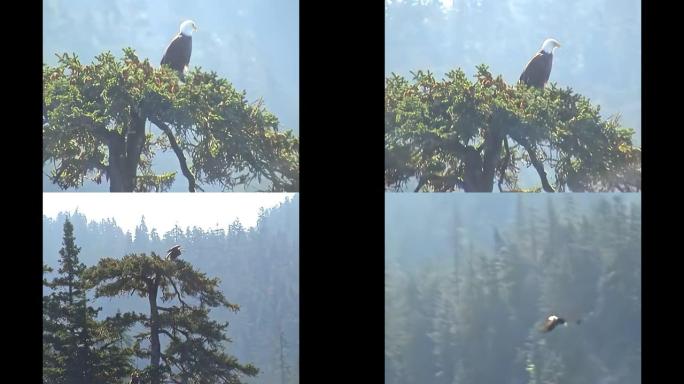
385,193 -> 640,383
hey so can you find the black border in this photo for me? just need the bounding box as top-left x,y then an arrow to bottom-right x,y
640,1 -> 672,379
10,2 -> 44,381
299,1 -> 385,383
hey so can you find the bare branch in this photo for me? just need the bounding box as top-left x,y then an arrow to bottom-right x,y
159,328 -> 180,342
498,138 -> 511,192
511,134 -> 555,192
163,271 -> 190,309
148,116 -> 197,192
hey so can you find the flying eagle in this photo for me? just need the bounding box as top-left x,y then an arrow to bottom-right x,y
519,38 -> 561,88
161,20 -> 198,79
540,315 -> 566,332
166,245 -> 182,261
540,314 -> 581,333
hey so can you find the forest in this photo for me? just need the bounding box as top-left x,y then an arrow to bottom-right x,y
385,194 -> 640,384
43,196 -> 299,384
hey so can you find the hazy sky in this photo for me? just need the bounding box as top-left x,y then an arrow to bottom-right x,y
43,193 -> 295,234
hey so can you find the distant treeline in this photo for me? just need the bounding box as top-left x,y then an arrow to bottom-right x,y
386,195 -> 640,384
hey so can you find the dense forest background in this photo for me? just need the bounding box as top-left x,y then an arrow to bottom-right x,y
44,196 -> 299,384
43,0 -> 299,192
386,193 -> 640,384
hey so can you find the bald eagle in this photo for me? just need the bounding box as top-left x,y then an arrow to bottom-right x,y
161,20 -> 198,79
129,372 -> 140,384
519,38 -> 561,88
540,314 -> 567,333
166,245 -> 182,261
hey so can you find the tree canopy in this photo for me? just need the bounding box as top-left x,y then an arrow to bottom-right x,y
385,65 -> 641,192
43,48 -> 299,192
85,253 -> 258,384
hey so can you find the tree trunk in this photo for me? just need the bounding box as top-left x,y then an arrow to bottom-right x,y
107,112 -> 146,192
462,119 -> 505,192
463,146 -> 487,192
279,331 -> 287,384
81,295 -> 92,384
148,282 -> 161,384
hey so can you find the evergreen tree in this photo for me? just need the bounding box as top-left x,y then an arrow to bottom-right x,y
277,330 -> 290,384
133,216 -> 150,253
385,67 -> 640,192
85,252 -> 258,384
43,218 -> 134,384
43,49 -> 298,192
385,259 -> 412,384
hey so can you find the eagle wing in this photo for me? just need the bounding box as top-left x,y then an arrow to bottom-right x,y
161,34 -> 192,73
540,317 -> 554,332
166,245 -> 182,260
161,34 -> 180,66
540,315 -> 563,333
519,52 -> 552,88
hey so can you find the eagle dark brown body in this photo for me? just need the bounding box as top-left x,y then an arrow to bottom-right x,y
166,245 -> 182,260
519,38 -> 561,89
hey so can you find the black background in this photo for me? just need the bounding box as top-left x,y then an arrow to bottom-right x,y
9,0 -> 669,382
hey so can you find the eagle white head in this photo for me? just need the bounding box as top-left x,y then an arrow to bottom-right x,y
548,315 -> 558,321
180,20 -> 198,36
541,38 -> 561,54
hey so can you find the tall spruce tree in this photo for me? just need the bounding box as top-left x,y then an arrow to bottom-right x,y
43,218 -> 134,384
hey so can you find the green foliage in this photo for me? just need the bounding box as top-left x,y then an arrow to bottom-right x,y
385,66 -> 641,192
43,48 -> 299,192
43,219 -> 134,384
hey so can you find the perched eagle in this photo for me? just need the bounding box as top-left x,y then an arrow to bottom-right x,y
166,245 -> 182,261
161,20 -> 198,79
519,38 -> 561,88
540,314 -> 567,333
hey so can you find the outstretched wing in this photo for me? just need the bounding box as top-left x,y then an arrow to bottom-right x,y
166,245 -> 182,260
539,315 -> 563,333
